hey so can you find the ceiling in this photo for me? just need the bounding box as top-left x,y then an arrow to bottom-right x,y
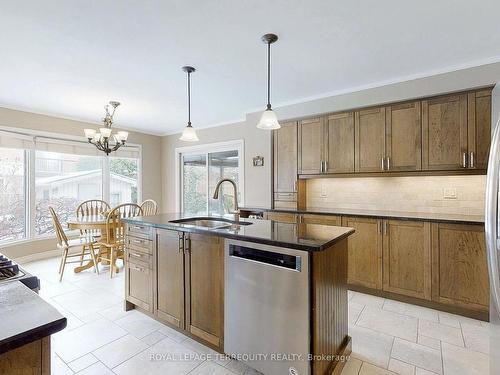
1,1 -> 500,136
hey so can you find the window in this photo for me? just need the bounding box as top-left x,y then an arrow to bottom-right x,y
35,151 -> 102,236
177,140 -> 244,215
0,129 -> 142,246
0,148 -> 26,243
109,157 -> 139,207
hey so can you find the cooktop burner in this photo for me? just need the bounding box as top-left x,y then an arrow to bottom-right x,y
0,253 -> 39,291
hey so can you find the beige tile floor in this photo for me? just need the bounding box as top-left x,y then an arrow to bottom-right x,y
21,257 -> 491,375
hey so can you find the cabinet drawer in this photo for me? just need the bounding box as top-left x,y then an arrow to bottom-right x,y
126,236 -> 153,254
127,224 -> 152,239
127,250 -> 152,268
274,192 -> 297,201
126,262 -> 152,312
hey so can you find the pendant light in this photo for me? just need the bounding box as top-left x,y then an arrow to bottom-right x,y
256,33 -> 280,130
179,66 -> 199,142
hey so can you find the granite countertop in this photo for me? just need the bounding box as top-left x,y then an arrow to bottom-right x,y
123,213 -> 354,251
0,281 -> 66,354
240,206 -> 484,225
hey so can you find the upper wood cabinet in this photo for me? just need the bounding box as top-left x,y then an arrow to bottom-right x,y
382,220 -> 431,300
431,223 -> 489,312
422,94 -> 468,170
155,229 -> 185,328
355,107 -> 386,172
290,88 -> 491,177
324,112 -> 355,173
185,233 -> 224,350
342,216 -> 383,290
273,121 -> 298,193
385,101 -> 422,171
468,90 -> 492,170
298,117 -> 324,174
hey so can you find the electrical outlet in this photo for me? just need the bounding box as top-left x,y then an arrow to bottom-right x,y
320,183 -> 328,198
443,188 -> 457,199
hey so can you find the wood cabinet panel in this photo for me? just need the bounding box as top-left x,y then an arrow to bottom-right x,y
342,216 -> 383,289
302,213 -> 341,226
265,211 -> 297,223
273,121 -> 298,193
383,220 -> 431,299
185,233 -> 224,350
422,94 -> 468,170
385,101 -> 422,171
156,229 -> 185,328
468,90 -> 491,170
0,337 -> 50,375
355,107 -> 386,172
298,118 -> 323,174
431,223 -> 489,312
324,112 -> 355,173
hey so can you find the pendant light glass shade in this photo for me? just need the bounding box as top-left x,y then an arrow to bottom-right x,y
256,108 -> 280,130
257,33 -> 280,130
179,66 -> 199,142
179,124 -> 199,142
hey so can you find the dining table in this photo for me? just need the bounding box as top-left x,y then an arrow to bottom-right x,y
66,214 -> 121,274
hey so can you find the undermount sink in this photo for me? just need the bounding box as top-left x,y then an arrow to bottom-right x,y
170,217 -> 253,230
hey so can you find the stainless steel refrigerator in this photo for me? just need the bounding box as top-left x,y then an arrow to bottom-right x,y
485,118 -> 500,373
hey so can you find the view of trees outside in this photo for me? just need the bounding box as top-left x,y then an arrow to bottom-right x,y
183,154 -> 207,215
110,157 -> 139,205
0,148 -> 26,243
0,145 -> 140,244
208,150 -> 239,215
35,151 -> 102,236
182,150 -> 239,216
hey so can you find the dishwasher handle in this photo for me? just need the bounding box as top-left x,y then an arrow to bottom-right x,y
229,245 -> 301,271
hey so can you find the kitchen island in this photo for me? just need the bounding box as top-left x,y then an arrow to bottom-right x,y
122,213 -> 354,375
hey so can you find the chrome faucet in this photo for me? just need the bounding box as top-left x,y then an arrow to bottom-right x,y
213,178 -> 239,215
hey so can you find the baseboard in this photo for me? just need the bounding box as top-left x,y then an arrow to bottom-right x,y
13,249 -> 60,264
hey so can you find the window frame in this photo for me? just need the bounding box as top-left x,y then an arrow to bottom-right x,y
175,139 -> 245,214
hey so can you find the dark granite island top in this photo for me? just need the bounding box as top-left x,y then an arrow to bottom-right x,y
123,213 -> 354,251
0,281 -> 66,354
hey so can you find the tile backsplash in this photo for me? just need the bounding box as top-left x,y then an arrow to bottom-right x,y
306,175 -> 485,215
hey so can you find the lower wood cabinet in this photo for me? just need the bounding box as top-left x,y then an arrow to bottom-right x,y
154,229 -> 224,351
185,233 -> 224,348
342,216 -> 383,290
301,213 -> 341,226
155,229 -> 185,328
431,223 -> 489,312
382,220 -> 431,299
265,211 -> 297,223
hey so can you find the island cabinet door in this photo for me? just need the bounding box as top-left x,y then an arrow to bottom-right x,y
155,229 -> 185,329
382,220 -> 431,300
184,232 -> 224,351
431,223 -> 489,313
342,216 -> 383,290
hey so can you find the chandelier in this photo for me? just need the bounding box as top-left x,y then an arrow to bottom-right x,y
83,101 -> 129,155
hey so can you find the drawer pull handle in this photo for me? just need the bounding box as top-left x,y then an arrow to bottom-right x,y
130,252 -> 143,258
131,225 -> 145,231
132,239 -> 145,244
129,264 -> 145,272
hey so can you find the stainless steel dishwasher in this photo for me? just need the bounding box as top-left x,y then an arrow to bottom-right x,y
225,239 -> 310,375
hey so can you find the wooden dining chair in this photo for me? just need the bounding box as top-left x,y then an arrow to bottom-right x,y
49,206 -> 99,282
92,203 -> 143,278
140,199 -> 158,216
75,199 -> 110,266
